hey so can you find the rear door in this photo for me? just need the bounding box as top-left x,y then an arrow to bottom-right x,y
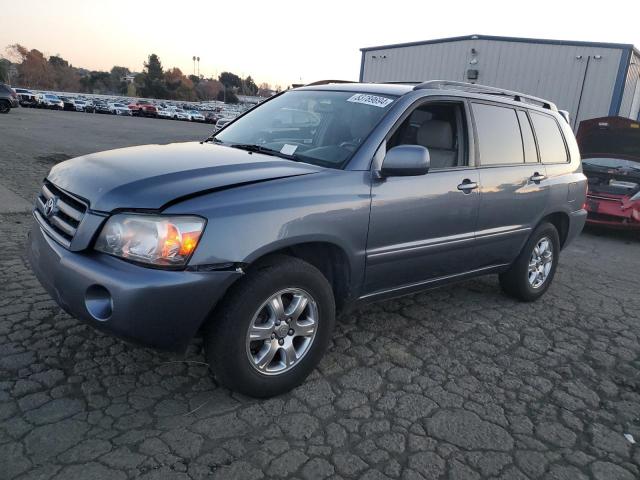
471,102 -> 549,266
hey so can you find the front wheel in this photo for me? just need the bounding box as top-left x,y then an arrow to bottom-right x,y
0,100 -> 10,113
204,256 -> 335,398
499,222 -> 560,302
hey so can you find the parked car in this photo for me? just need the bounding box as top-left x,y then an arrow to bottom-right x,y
128,100 -> 157,117
169,107 -> 190,121
74,100 -> 88,112
156,107 -> 173,119
81,100 -> 95,113
204,111 -> 221,124
187,110 -> 205,122
60,97 -> 77,111
28,81 -> 586,397
37,93 -> 64,110
94,102 -> 111,114
214,117 -> 233,131
577,116 -> 640,229
13,88 -> 37,107
0,84 -> 19,113
108,102 -> 132,116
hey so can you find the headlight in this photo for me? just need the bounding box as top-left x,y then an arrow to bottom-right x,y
95,214 -> 205,267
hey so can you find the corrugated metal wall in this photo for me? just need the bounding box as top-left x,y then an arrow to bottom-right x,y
361,39 -> 623,128
620,50 -> 640,120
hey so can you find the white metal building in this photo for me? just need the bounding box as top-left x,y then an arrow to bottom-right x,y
359,34 -> 640,129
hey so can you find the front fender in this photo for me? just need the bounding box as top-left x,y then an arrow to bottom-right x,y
164,170 -> 373,296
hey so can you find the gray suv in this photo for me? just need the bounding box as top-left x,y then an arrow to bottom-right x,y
28,80 -> 587,397
0,83 -> 19,113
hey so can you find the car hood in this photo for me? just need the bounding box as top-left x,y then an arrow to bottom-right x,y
47,142 -> 323,212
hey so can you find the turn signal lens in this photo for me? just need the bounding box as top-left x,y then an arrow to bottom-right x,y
95,214 -> 205,267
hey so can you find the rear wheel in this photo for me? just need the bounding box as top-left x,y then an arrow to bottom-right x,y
0,100 -> 10,113
204,256 -> 335,398
499,222 -> 559,302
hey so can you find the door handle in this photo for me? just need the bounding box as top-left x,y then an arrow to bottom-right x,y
457,179 -> 478,193
530,172 -> 546,183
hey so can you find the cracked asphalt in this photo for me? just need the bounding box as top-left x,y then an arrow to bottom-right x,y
1,108 -> 640,479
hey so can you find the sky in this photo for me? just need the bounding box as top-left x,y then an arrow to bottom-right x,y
2,0 -> 639,87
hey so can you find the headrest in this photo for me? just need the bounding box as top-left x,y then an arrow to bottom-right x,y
417,120 -> 453,149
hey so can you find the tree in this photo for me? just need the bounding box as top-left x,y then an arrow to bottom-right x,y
110,66 -> 130,94
79,71 -> 111,94
49,54 -> 80,92
217,88 -> 238,104
243,75 -> 258,95
139,54 -> 167,98
0,58 -> 10,82
218,71 -> 241,89
48,55 -> 69,68
144,54 -> 163,80
164,67 -> 183,97
7,44 -> 54,89
195,79 -> 222,101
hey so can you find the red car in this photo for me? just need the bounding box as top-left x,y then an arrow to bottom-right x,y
577,116 -> 640,230
128,100 -> 158,117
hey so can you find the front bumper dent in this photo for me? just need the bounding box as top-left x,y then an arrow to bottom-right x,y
27,221 -> 242,352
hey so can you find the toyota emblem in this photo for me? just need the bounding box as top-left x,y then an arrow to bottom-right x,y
43,197 -> 58,218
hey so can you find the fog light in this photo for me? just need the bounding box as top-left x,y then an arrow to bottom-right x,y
85,285 -> 113,321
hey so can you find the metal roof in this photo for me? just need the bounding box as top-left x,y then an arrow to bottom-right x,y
360,34 -> 640,57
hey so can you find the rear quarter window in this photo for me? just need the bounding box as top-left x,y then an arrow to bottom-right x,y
530,112 -> 568,164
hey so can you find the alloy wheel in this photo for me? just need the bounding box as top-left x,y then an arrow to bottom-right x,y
528,236 -> 553,288
245,288 -> 318,375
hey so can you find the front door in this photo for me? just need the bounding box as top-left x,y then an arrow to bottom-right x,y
363,100 -> 481,297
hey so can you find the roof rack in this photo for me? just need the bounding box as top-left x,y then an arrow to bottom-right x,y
382,81 -> 422,85
413,80 -> 557,111
304,80 -> 357,86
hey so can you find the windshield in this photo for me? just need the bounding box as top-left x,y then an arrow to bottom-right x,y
214,90 -> 397,169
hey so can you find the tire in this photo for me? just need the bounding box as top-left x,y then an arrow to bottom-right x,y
204,256 -> 336,398
499,222 -> 560,302
0,100 -> 10,113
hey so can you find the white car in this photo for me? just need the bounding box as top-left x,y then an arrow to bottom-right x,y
157,107 -> 173,119
74,100 -> 87,112
214,117 -> 234,131
187,110 -> 205,122
37,93 -> 64,110
169,108 -> 190,121
108,102 -> 132,115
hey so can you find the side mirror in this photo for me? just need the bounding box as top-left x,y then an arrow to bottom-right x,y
380,145 -> 430,177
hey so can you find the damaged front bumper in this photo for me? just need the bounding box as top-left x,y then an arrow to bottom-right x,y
586,193 -> 640,229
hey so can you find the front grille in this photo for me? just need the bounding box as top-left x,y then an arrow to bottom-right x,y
34,181 -> 87,248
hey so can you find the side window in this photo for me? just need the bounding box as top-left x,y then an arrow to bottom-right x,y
517,111 -> 539,163
472,103 -> 524,165
530,112 -> 568,164
387,102 -> 468,169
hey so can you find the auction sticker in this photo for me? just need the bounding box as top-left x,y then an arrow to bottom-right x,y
347,93 -> 394,108
280,144 -> 298,155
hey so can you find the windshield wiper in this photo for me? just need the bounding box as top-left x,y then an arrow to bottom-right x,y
229,143 -> 298,160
